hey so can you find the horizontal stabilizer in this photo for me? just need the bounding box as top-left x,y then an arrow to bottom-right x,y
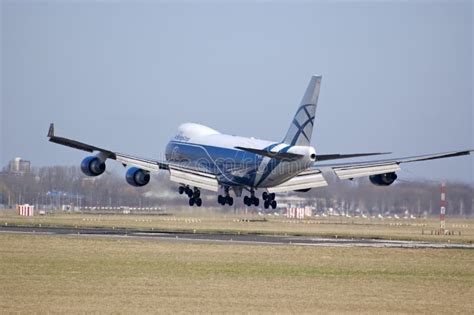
235,146 -> 303,161
316,152 -> 391,162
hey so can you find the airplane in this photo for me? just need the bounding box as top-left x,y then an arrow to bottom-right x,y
47,75 -> 472,209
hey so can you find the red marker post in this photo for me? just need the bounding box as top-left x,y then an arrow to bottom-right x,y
440,182 -> 446,231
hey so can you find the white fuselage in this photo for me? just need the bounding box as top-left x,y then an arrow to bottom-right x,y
165,123 -> 316,188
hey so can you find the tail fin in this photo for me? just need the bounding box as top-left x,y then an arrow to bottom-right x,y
282,75 -> 321,146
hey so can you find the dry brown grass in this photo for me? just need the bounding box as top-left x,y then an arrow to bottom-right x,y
0,233 -> 473,313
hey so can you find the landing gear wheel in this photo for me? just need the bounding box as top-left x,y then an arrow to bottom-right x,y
196,198 -> 202,207
179,186 -> 185,194
271,200 -> 277,209
218,195 -> 225,205
243,196 -> 250,206
269,193 -> 275,200
186,188 -> 193,198
189,198 -> 195,206
193,190 -> 200,198
226,196 -> 234,206
264,200 -> 270,209
262,192 -> 268,200
253,197 -> 259,207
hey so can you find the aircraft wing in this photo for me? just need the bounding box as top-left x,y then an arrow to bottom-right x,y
47,123 -> 220,191
313,150 -> 473,180
265,150 -> 472,193
267,169 -> 328,193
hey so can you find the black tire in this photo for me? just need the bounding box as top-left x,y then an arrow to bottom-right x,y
189,198 -> 195,206
227,196 -> 234,206
271,200 -> 277,209
178,186 -> 184,194
264,200 -> 270,209
187,190 -> 193,198
193,190 -> 200,198
269,193 -> 275,200
253,198 -> 259,207
218,195 -> 223,205
196,198 -> 202,207
243,196 -> 249,206
262,192 -> 268,200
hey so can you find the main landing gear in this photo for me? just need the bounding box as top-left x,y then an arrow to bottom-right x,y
262,192 -> 277,209
242,190 -> 277,209
179,185 -> 202,207
243,189 -> 259,207
217,187 -> 233,206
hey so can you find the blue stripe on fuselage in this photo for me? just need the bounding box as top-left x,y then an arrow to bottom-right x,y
165,140 -> 284,187
255,145 -> 291,187
249,142 -> 280,186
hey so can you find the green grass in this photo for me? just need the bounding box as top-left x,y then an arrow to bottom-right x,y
0,233 -> 473,313
1,210 -> 473,243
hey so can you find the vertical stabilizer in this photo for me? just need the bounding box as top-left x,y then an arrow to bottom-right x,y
283,75 -> 321,146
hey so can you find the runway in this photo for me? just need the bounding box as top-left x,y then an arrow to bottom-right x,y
1,225 -> 472,249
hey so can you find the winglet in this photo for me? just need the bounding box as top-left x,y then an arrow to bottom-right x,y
47,123 -> 54,138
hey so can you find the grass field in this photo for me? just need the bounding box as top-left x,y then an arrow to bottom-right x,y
1,210 -> 473,243
0,233 -> 473,313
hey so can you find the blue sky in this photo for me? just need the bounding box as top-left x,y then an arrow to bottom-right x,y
1,1 -> 473,182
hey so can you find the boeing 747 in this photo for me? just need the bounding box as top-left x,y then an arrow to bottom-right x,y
47,76 -> 472,208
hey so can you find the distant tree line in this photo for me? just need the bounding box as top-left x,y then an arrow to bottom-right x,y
0,166 -> 162,209
0,165 -> 472,217
303,175 -> 473,217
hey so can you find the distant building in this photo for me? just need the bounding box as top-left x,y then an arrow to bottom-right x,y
8,157 -> 31,174
285,206 -> 313,219
17,204 -> 34,216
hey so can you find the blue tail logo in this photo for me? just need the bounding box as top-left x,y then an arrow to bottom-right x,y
283,75 -> 321,146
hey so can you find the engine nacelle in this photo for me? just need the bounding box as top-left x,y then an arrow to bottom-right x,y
126,167 -> 150,187
80,156 -> 106,177
369,172 -> 397,186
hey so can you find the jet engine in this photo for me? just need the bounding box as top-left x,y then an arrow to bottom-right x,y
369,172 -> 397,186
126,167 -> 150,187
80,156 -> 106,177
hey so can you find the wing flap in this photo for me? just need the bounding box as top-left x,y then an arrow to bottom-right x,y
169,166 -> 219,192
115,153 -> 164,172
334,163 -> 400,180
267,169 -> 327,193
